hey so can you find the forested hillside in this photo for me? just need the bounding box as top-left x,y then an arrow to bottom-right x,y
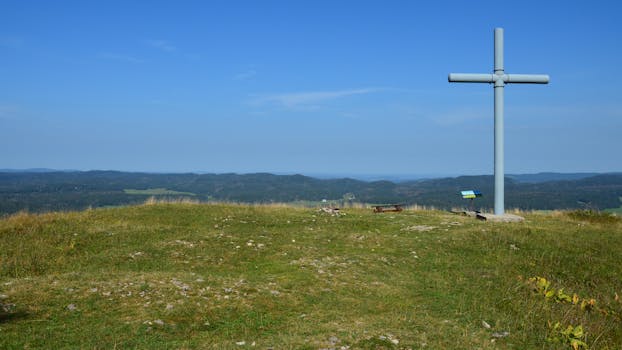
0,171 -> 620,214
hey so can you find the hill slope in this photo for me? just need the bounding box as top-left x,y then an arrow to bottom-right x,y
1,204 -> 620,348
1,171 -> 622,214
507,172 -> 602,183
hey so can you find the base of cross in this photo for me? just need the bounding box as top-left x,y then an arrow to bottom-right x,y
476,213 -> 524,222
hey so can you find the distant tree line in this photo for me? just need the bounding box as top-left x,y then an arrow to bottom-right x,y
0,171 -> 620,215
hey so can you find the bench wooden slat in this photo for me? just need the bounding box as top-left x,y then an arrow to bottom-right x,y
373,204 -> 404,213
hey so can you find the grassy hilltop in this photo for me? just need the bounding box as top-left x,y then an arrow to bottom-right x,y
0,204 -> 621,349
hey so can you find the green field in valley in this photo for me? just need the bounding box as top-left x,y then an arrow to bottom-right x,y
1,204 -> 621,349
124,188 -> 197,196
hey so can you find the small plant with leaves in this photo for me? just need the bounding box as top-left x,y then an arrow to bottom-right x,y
580,298 -> 596,312
528,277 -> 578,303
547,322 -> 588,350
529,276 -> 551,295
526,276 -> 622,320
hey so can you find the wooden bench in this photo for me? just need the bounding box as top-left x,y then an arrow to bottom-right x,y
373,204 -> 404,213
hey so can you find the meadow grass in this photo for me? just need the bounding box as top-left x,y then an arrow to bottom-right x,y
0,204 -> 620,349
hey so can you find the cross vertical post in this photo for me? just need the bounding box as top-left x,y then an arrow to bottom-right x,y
494,28 -> 504,215
449,28 -> 549,216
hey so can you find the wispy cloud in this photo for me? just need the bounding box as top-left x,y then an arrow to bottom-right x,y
252,88 -> 381,108
99,52 -> 144,64
147,39 -> 177,52
234,69 -> 257,81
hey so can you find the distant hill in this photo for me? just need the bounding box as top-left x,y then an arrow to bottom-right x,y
0,168 -> 78,173
507,172 -> 601,183
0,170 -> 621,214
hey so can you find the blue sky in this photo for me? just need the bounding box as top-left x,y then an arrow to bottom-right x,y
1,1 -> 621,176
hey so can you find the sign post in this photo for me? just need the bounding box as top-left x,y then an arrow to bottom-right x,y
449,28 -> 549,216
461,190 -> 482,212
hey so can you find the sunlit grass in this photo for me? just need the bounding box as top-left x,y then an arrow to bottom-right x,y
0,204 -> 620,349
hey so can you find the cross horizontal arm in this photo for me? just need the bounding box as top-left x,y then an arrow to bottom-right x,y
505,74 -> 549,84
449,73 -> 550,84
448,73 -> 493,83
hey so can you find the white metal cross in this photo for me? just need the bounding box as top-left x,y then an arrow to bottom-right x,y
449,28 -> 549,215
